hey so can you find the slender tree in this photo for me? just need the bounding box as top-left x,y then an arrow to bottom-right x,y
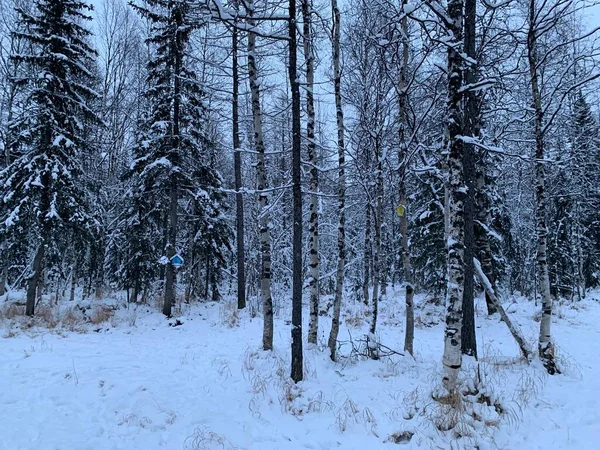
290,0 -> 304,383
232,1 -> 245,310
461,0 -> 478,358
247,0 -> 274,350
303,0 -> 319,346
327,0 -> 346,361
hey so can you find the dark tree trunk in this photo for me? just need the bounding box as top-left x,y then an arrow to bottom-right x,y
70,264 -> 76,302
475,163 -> 498,315
461,0 -> 478,359
363,206 -> 371,306
26,244 -> 44,316
289,0 -> 304,383
0,246 -> 7,297
163,6 -> 184,317
163,181 -> 178,316
233,11 -> 246,310
327,0 -> 346,361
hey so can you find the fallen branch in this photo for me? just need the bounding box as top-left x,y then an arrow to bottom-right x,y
474,258 -> 533,361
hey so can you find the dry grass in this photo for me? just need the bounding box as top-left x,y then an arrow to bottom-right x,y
184,427 -> 239,450
0,302 -> 23,320
89,305 -> 114,324
219,301 -> 239,328
36,305 -> 59,328
60,306 -> 87,332
386,431 -> 414,444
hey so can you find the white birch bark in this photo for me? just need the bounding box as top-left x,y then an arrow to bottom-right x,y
303,0 -> 319,345
248,2 -> 273,351
398,1 -> 414,356
441,0 -> 466,392
527,0 -> 558,374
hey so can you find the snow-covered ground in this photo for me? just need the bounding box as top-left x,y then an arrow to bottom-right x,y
1,289 -> 599,449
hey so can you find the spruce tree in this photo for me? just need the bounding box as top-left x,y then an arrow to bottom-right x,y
0,0 -> 100,315
128,0 -> 230,314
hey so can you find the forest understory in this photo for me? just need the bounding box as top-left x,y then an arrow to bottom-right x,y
2,287 -> 599,450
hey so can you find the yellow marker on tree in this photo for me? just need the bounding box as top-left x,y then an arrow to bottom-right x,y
395,205 -> 406,217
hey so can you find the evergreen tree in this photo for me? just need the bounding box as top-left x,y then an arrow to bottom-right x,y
569,92 -> 600,293
0,0 -> 100,315
127,0 -> 230,313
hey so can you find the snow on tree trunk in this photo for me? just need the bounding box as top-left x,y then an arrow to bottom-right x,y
441,0 -> 466,393
461,0 -> 478,358
289,0 -> 304,383
370,154 -> 383,337
363,206 -> 371,306
232,15 -> 246,310
398,1 -> 414,356
303,0 -> 319,346
248,3 -> 273,351
328,0 -> 346,362
527,0 -> 558,375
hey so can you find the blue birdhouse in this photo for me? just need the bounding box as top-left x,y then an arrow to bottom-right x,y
170,254 -> 184,269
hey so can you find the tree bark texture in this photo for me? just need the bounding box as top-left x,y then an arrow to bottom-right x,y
289,0 -> 304,383
303,0 -> 319,345
328,0 -> 346,362
461,0 -> 478,359
232,18 -> 246,310
398,1 -> 414,356
26,244 -> 44,316
527,0 -> 558,375
248,4 -> 274,351
370,155 -> 383,336
363,206 -> 371,306
441,0 -> 466,393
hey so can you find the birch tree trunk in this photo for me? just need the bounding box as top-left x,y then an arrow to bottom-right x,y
303,0 -> 319,345
289,0 -> 304,383
248,4 -> 273,351
527,0 -> 558,374
398,0 -> 414,356
232,13 -> 246,310
362,206 -> 371,306
441,0 -> 466,392
370,154 -> 383,336
328,0 -> 346,361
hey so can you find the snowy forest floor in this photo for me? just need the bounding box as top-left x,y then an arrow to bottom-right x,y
1,288 -> 599,450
